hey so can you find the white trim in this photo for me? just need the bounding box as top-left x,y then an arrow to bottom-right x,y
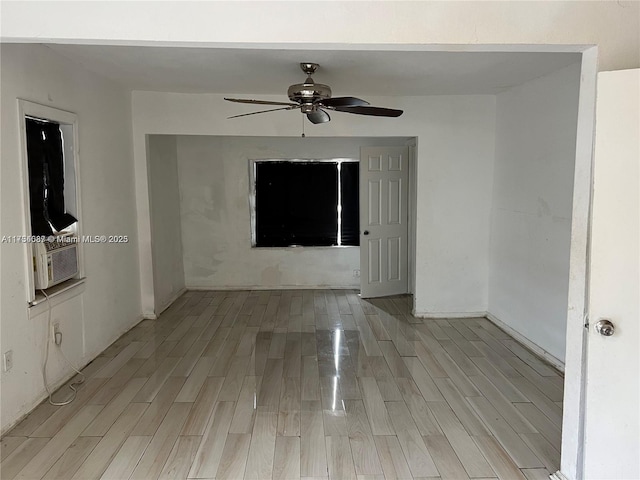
17,99 -> 84,304
560,46 -> 599,480
412,309 -> 565,372
406,138 -> 418,300
186,285 -> 358,291
136,134 -> 155,316
0,37 -> 596,54
28,278 -> 86,318
485,312 -> 565,372
413,311 -> 487,319
550,471 -> 570,480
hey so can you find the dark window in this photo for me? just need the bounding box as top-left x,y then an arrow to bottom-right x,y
340,162 -> 359,246
25,118 -> 77,235
254,160 -> 359,247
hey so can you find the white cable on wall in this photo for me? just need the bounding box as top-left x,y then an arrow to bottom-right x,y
40,289 -> 86,406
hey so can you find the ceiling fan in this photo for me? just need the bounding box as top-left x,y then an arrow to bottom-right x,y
224,63 -> 403,124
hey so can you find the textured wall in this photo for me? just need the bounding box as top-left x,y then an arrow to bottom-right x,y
175,136 -> 407,289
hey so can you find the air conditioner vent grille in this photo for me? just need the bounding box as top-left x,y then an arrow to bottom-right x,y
51,248 -> 78,283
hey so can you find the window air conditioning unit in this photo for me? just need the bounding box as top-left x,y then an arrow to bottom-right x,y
33,237 -> 79,289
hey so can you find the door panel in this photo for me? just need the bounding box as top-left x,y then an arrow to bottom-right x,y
388,237 -> 401,281
368,238 -> 382,284
388,179 -> 402,224
583,69 -> 639,479
368,179 -> 382,225
360,146 -> 409,298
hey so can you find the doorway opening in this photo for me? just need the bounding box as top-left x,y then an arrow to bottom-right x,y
138,46 -> 598,480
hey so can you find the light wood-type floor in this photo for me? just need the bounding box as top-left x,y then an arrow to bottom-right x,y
1,290 -> 564,480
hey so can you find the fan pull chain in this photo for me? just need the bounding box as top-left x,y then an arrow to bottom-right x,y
301,113 -> 306,138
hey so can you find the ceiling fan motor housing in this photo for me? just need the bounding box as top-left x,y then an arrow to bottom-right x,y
287,79 -> 332,106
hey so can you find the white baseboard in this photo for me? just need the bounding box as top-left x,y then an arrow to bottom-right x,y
485,312 -> 565,372
185,285 -> 358,291
411,309 -> 565,373
156,287 -> 187,316
413,311 -> 488,319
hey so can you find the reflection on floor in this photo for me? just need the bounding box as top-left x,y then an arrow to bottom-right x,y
1,290 -> 563,480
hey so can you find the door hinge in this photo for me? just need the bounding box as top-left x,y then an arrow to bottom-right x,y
584,313 -> 590,329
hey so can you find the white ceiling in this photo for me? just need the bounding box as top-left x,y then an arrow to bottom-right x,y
45,45 -> 581,96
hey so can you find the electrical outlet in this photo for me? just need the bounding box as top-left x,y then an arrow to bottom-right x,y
53,323 -> 62,346
3,350 -> 13,372
353,269 -> 361,278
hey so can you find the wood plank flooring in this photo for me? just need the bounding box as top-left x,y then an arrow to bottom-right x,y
1,290 -> 564,479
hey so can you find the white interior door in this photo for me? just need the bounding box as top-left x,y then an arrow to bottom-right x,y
583,69 -> 639,479
359,146 -> 409,298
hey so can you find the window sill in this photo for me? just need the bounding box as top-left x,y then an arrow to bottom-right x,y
29,278 -> 86,318
252,245 -> 359,250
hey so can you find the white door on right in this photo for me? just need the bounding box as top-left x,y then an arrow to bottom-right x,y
359,146 -> 409,298
583,69 -> 639,479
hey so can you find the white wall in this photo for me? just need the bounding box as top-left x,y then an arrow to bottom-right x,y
148,135 -> 185,313
176,135 -> 407,289
132,92 -> 496,316
2,1 -> 638,71
415,101 -> 496,316
0,44 -> 141,433
488,62 -> 582,363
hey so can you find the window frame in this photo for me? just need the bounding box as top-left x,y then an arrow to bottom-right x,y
248,158 -> 359,248
18,99 -> 85,304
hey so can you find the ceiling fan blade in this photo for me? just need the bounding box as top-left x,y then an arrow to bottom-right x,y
333,105 -> 403,117
320,96 -> 370,107
228,106 -> 299,119
307,109 -> 331,124
224,98 -> 298,106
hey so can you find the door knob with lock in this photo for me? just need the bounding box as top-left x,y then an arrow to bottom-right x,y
594,319 -> 615,336
363,230 -> 370,235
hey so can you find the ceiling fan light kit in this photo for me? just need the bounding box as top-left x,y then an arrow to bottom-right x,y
225,63 -> 403,125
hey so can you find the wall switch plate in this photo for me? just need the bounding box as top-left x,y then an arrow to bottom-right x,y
353,269 -> 361,278
3,350 -> 13,372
